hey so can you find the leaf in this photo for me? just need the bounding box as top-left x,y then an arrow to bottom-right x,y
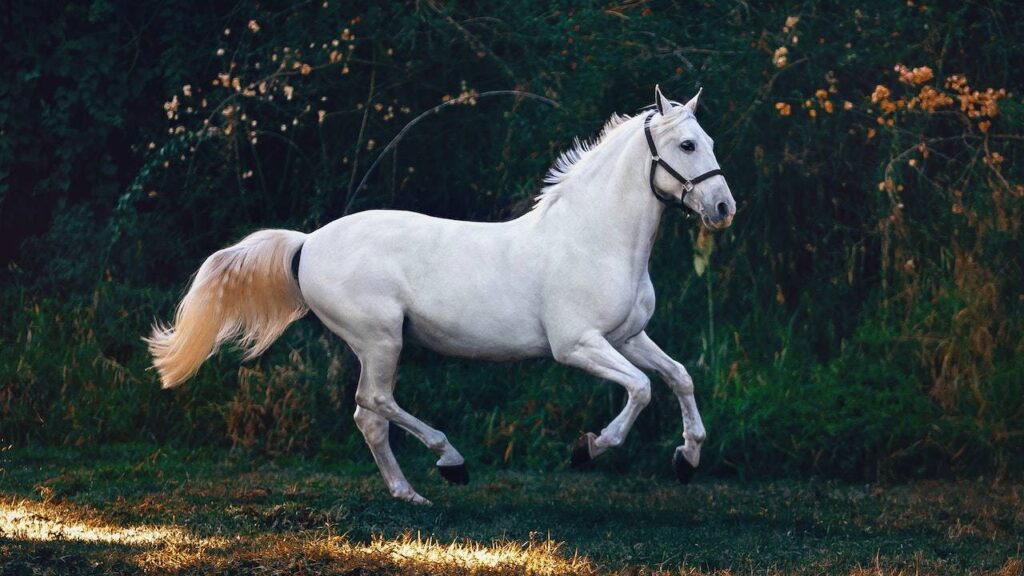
694,253 -> 707,277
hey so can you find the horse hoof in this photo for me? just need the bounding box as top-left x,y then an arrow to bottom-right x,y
438,463 -> 469,485
672,449 -> 697,484
571,432 -> 597,468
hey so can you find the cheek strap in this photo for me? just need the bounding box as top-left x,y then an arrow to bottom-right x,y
643,112 -> 724,208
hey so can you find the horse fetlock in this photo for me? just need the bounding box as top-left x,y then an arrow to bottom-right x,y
676,443 -> 701,468
685,426 -> 707,446
595,429 -> 625,450
425,432 -> 451,454
435,446 -> 463,466
390,484 -> 431,505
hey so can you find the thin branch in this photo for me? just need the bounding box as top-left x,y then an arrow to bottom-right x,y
346,90 -> 560,212
344,67 -> 377,213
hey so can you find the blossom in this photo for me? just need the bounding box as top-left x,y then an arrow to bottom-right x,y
773,46 -> 788,68
895,64 -> 933,86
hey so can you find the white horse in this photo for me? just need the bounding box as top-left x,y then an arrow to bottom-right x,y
147,86 -> 735,504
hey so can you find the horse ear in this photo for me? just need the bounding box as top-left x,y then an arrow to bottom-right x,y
684,87 -> 703,114
654,84 -> 670,115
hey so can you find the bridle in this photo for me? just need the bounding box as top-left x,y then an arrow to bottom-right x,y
643,111 -> 724,209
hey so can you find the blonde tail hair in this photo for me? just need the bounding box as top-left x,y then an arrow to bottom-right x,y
146,229 -> 308,388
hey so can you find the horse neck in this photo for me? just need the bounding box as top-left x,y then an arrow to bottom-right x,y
538,121 -> 665,263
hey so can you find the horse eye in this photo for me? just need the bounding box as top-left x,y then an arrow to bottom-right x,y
680,140 -> 696,152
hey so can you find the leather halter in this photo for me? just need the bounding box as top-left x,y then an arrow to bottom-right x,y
643,111 -> 724,208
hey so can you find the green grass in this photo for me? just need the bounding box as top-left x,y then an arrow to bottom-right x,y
1,444 -> 1020,575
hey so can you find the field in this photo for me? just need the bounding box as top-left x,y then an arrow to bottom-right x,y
1,444 -> 1021,575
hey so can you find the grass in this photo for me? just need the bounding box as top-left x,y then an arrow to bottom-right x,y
2,444 -> 1022,575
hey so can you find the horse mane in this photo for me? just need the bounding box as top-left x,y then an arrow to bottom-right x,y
533,112 -> 632,210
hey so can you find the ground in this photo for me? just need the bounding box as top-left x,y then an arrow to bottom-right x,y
0,444 -> 1021,575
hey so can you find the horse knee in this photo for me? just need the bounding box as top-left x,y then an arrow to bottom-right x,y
630,376 -> 652,408
670,366 -> 694,395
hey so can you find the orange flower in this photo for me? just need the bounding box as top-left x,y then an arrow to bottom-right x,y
773,46 -> 789,68
895,64 -> 933,85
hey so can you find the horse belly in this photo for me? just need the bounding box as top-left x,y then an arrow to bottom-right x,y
404,281 -> 549,361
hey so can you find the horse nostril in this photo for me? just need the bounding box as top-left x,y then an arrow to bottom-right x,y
716,201 -> 729,218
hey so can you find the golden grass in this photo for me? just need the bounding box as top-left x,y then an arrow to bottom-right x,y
0,498 -> 227,548
0,498 -> 599,575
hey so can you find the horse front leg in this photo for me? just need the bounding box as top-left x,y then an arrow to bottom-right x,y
618,331 -> 706,484
553,330 -> 652,466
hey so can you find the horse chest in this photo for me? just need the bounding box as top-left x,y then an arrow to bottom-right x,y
545,261 -> 655,344
605,276 -> 656,345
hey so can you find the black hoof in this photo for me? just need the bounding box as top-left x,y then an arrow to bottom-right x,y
673,449 -> 697,484
571,433 -> 597,469
438,463 -> 469,485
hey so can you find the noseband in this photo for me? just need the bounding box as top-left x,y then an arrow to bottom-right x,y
643,111 -> 724,208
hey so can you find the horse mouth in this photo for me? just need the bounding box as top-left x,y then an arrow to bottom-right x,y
701,213 -> 733,230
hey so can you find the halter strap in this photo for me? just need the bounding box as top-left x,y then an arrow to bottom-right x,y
643,111 -> 724,208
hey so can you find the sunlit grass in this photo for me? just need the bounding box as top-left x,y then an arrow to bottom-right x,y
349,532 -> 594,575
0,499 -> 225,548
0,497 -> 596,574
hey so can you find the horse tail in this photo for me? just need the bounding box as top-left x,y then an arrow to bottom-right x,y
145,229 -> 308,389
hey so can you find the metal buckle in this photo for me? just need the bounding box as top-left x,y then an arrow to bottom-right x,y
682,180 -> 694,193
651,155 -> 660,162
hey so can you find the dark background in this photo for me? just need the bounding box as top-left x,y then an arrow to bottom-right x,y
1,0 -> 1021,480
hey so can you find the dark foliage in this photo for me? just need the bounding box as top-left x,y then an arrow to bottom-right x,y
1,0 -> 1021,480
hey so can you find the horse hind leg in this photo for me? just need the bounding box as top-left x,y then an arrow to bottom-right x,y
352,337 -> 468,502
353,406 -> 429,504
